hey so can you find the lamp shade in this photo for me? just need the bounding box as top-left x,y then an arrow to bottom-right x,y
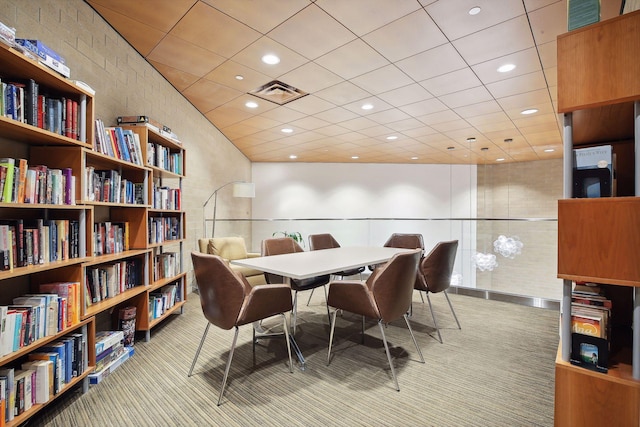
232,182 -> 255,198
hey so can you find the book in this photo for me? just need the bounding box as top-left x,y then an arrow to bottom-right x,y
118,306 -> 136,346
94,330 -> 124,354
88,346 -> 134,385
570,332 -> 608,373
20,360 -> 51,404
0,158 -> 15,203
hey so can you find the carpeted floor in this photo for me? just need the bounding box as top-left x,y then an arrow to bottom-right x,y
28,290 -> 559,426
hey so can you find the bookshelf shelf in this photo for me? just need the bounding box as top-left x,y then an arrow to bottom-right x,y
555,10 -> 640,426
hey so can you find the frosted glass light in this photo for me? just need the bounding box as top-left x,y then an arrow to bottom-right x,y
473,252 -> 498,271
493,234 -> 524,259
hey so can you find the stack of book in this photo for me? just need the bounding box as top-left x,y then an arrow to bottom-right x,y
569,282 -> 611,373
88,330 -> 134,385
15,39 -> 70,78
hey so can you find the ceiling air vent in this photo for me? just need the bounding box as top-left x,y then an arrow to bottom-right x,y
248,80 -> 308,105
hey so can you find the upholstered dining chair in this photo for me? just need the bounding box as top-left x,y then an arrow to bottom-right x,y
189,251 -> 294,406
414,240 -> 461,343
327,249 -> 424,391
261,237 -> 331,334
369,233 -> 425,271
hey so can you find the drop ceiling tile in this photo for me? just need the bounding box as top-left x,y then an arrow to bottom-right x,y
362,10 -> 448,62
401,126 -> 439,138
89,4 -> 167,56
170,2 -> 261,58
366,108 -> 412,125
147,35 -> 225,77
202,0 -> 310,34
280,62 -> 343,93
471,47 -> 543,85
315,39 -> 390,80
537,41 -> 557,71
182,79 -> 242,112
314,81 -> 372,105
282,95 -> 335,115
267,4 -> 356,60
222,122 -> 264,139
343,97 -> 393,116
399,98 -> 448,117
440,86 -> 493,109
313,107 -> 360,124
358,125 -> 394,137
314,124 -> 352,137
351,65 -> 414,95
204,60 -> 272,92
230,36 -> 310,79
386,118 -> 425,132
417,109 -> 463,126
289,116 -> 332,130
497,88 -> 552,111
486,71 -> 548,99
316,0 -> 421,36
396,44 -> 467,82
527,1 -> 566,45
452,15 -> 535,66
425,0 -> 525,40
148,60 -> 199,91
419,68 -> 483,97
205,106 -> 255,129
88,0 -> 196,32
431,120 -> 474,133
377,84 -> 434,107
259,106 -> 307,123
453,100 -> 502,119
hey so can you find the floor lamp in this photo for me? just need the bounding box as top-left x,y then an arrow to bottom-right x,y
202,181 -> 255,238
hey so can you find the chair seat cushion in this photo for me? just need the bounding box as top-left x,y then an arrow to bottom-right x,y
291,274 -> 330,291
230,264 -> 264,278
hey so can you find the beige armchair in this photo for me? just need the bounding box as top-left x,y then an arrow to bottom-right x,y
197,237 -> 266,285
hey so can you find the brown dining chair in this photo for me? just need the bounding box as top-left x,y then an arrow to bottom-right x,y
369,232 -> 425,271
261,237 -> 331,334
189,251 -> 294,406
327,249 -> 424,391
414,240 -> 461,343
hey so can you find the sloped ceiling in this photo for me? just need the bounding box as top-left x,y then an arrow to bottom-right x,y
85,0 -> 621,164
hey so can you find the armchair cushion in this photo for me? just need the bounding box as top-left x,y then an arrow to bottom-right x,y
197,237 -> 265,284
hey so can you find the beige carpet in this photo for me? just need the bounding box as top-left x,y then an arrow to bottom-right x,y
29,290 -> 558,426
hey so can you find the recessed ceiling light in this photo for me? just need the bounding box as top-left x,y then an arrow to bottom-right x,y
544,148 -> 555,152
411,156 -> 419,160
245,101 -> 258,108
361,103 -> 373,110
351,156 -> 359,159
497,64 -> 516,73
261,54 -> 280,65
521,108 -> 538,115
466,137 -> 476,143
468,6 -> 481,15
281,128 -> 293,133
289,154 -> 297,159
496,158 -> 505,162
386,135 -> 398,140
235,75 -> 244,80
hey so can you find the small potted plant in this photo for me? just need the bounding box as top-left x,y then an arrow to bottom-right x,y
272,231 -> 305,248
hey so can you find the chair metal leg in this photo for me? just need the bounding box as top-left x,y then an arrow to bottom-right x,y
378,320 -> 399,391
281,313 -> 294,373
426,293 -> 443,344
305,288 -> 315,306
323,285 -> 331,324
444,292 -> 461,329
292,291 -> 299,335
218,326 -> 240,406
403,314 -> 425,363
188,322 -> 211,377
327,309 -> 338,365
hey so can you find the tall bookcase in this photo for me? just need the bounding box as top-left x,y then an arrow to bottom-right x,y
0,39 -> 187,425
555,10 -> 640,426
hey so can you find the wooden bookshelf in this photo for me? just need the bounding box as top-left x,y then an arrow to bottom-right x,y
555,10 -> 640,426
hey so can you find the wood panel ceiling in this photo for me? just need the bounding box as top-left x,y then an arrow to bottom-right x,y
85,0 -> 621,165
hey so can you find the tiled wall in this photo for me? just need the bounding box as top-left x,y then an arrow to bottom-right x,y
0,0 -> 254,286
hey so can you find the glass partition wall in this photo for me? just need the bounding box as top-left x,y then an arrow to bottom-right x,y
209,217 -> 560,306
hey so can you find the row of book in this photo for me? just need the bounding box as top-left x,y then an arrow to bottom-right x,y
0,158 -> 76,206
148,217 -> 181,245
84,259 -> 143,307
152,184 -> 181,210
94,221 -> 129,257
569,282 -> 611,373
88,330 -> 133,385
152,252 -> 181,282
93,119 -> 144,167
116,115 -> 180,143
85,166 -> 145,205
0,219 -> 80,271
0,282 -> 81,357
1,78 -> 83,140
147,142 -> 183,175
0,331 -> 87,423
148,283 -> 181,322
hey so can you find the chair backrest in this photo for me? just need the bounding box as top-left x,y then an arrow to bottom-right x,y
368,249 -> 421,322
383,233 -> 425,250
261,237 -> 304,284
418,240 -> 459,294
191,251 -> 251,330
308,233 -> 340,251
198,237 -> 248,261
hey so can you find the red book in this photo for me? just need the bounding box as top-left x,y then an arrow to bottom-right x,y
71,100 -> 78,140
64,98 -> 72,138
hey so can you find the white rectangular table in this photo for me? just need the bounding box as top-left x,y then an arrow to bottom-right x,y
231,246 -> 413,369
